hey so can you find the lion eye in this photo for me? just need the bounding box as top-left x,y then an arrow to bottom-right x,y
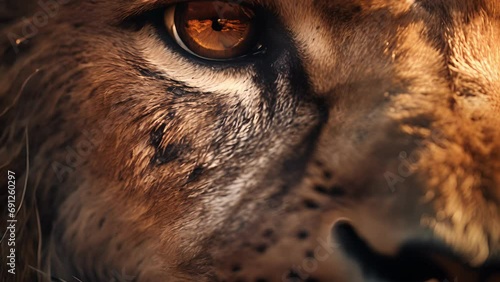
164,1 -> 261,61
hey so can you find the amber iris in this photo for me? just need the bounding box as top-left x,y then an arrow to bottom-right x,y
165,1 -> 259,60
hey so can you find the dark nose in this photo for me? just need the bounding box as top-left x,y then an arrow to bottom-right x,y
332,221 -> 500,282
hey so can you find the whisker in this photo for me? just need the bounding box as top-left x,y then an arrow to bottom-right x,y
0,127 -> 29,244
28,265 -> 68,282
0,68 -> 42,117
16,126 -> 30,215
35,198 -> 43,282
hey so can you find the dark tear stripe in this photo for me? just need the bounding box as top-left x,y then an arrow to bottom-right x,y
252,17 -> 311,120
267,117 -> 328,206
244,20 -> 323,206
253,57 -> 279,119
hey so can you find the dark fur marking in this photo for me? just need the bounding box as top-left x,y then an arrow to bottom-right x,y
267,187 -> 286,209
165,110 -> 176,120
187,165 -> 204,183
262,229 -> 274,238
152,143 -> 188,166
131,63 -> 165,80
251,10 -> 310,116
164,83 -> 209,98
134,239 -> 147,249
267,117 -> 328,209
313,185 -> 328,195
314,160 -> 325,168
297,230 -> 309,240
167,86 -> 189,96
98,217 -> 106,229
69,231 -> 77,241
255,244 -> 268,254
323,171 -> 333,180
231,264 -> 242,273
126,59 -> 203,92
285,270 -> 303,280
150,124 -> 166,147
314,185 -> 346,197
303,199 -> 320,210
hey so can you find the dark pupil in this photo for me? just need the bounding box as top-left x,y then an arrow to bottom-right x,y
211,18 -> 224,31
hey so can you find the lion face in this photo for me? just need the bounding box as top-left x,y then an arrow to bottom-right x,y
1,0 -> 500,281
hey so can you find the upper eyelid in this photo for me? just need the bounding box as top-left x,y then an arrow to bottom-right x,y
119,0 -> 185,20
122,0 -> 261,19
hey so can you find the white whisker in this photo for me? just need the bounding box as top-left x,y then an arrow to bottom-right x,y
0,68 -> 42,117
16,126 -> 29,215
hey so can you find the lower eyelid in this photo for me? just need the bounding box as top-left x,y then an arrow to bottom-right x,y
137,25 -> 257,72
138,31 -> 260,96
